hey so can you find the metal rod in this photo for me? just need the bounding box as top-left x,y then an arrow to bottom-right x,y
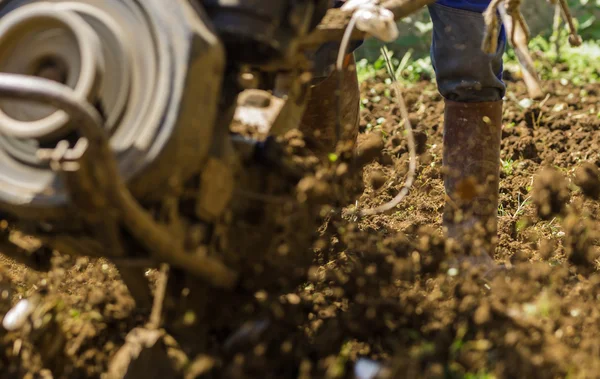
498,4 -> 544,99
0,73 -> 238,289
558,0 -> 582,46
0,73 -> 102,139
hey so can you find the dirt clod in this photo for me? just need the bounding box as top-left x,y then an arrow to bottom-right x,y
369,170 -> 387,190
574,162 -> 600,200
355,132 -> 384,166
563,215 -> 599,273
532,167 -> 570,220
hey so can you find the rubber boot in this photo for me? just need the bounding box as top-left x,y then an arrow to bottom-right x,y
298,54 -> 360,154
442,100 -> 503,271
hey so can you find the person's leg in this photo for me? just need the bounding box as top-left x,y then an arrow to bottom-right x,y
428,1 -> 506,263
429,0 -> 505,102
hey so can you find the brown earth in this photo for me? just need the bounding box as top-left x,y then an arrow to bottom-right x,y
1,72 -> 600,378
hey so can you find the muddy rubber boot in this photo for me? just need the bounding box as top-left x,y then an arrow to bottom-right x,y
298,54 -> 360,154
442,100 -> 503,273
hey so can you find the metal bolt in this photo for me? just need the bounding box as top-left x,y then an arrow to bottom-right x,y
238,70 -> 259,89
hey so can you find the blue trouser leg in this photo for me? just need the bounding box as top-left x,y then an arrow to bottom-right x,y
429,0 -> 506,102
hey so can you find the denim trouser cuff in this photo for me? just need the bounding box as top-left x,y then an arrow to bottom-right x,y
429,3 -> 506,102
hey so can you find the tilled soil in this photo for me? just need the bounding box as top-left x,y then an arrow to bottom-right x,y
1,73 -> 600,378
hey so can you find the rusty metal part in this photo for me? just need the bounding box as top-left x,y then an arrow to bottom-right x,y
299,55 -> 359,154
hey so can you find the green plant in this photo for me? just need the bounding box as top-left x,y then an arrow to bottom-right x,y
356,56 -> 384,82
526,34 -> 600,85
357,5 -> 600,87
464,371 -> 496,379
501,158 -> 516,176
498,202 -> 507,217
536,217 -> 564,237
567,0 -> 600,41
513,194 -> 532,219
356,52 -> 434,84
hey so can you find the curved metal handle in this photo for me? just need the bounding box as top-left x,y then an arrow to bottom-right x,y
0,73 -> 103,140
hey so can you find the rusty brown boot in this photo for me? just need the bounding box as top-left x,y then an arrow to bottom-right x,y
442,100 -> 503,271
298,53 -> 360,154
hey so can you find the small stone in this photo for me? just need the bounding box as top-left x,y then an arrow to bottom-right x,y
335,162 -> 348,177
473,303 -> 491,325
285,294 -> 301,305
356,132 -> 384,166
75,257 -> 90,271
